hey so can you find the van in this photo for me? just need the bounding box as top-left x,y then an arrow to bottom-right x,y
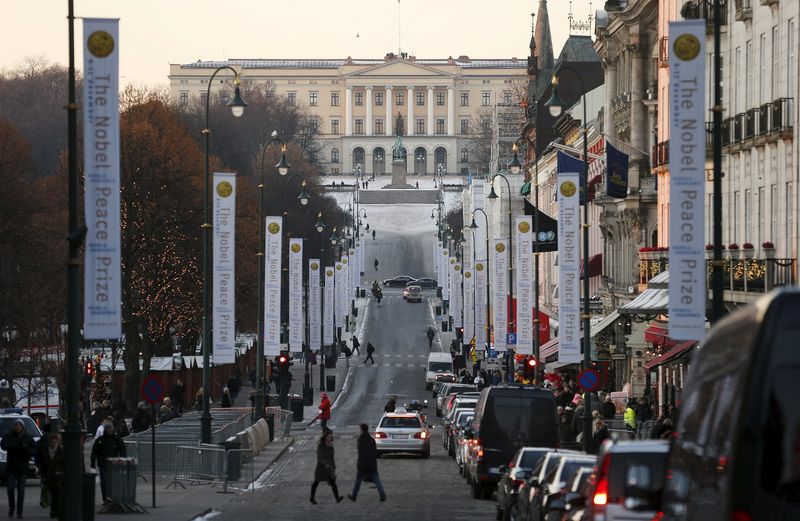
425,352 -> 454,390
660,290 -> 800,521
467,385 -> 559,498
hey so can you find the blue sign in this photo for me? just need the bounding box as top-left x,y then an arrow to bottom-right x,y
506,333 -> 517,345
577,369 -> 601,392
140,375 -> 166,405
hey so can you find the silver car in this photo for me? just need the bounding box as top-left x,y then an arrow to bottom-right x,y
375,410 -> 431,458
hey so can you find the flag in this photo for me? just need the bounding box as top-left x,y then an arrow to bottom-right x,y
556,151 -> 586,204
606,141 -> 629,198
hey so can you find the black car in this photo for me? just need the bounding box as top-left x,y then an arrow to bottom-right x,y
661,289 -> 800,521
383,275 -> 415,287
412,277 -> 438,289
496,447 -> 551,521
468,385 -> 559,499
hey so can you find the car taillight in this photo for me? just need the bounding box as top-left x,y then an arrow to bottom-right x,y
731,510 -> 753,521
593,454 -> 612,506
374,432 -> 387,439
476,438 -> 484,461
413,432 -> 429,439
651,513 -> 664,521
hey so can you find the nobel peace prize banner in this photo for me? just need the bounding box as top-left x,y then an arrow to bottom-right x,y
463,268 -> 475,344
289,239 -> 304,352
212,174 -> 236,364
492,239 -> 508,352
515,216 -> 533,355
323,267 -> 335,345
452,262 -> 463,328
557,173 -> 581,364
83,19 -> 121,339
264,217 -> 283,356
474,260 -> 488,351
669,20 -> 707,342
309,259 -> 321,351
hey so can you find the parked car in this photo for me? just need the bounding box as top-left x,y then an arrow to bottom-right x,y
442,393 -> 480,427
406,285 -> 423,302
528,455 -> 596,521
467,385 -> 560,499
512,450 -> 582,521
660,289 -> 800,521
413,277 -> 438,289
0,410 -> 42,482
383,275 -> 415,287
496,447 -> 552,521
374,409 -> 430,458
436,383 -> 477,416
548,467 -> 594,521
447,410 -> 475,458
456,418 -> 476,476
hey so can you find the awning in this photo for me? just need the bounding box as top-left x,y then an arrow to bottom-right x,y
644,341 -> 697,369
519,181 -> 531,196
580,253 -> 603,279
538,310 -> 620,364
644,325 -> 677,347
619,288 -> 669,315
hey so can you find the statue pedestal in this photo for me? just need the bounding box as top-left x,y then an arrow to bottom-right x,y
383,159 -> 413,189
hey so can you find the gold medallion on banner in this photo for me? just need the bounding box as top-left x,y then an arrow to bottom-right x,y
290,243 -> 301,253
476,263 -> 484,272
455,265 -> 461,271
268,222 -> 281,234
310,263 -> 319,271
336,264 -> 342,271
673,34 -> 701,61
342,258 -> 348,264
465,271 -> 472,278
495,243 -> 506,253
216,181 -> 233,198
87,31 -> 114,58
450,258 -> 456,264
560,181 -> 577,198
518,221 -> 531,233
326,270 -> 333,277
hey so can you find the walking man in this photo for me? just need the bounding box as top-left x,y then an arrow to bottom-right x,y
365,342 -> 376,365
351,335 -> 361,356
310,431 -> 343,504
426,326 -> 436,349
38,433 -> 64,518
91,424 -> 126,503
373,258 -> 379,270
170,379 -> 185,415
2,420 -> 34,518
348,424 -> 387,502
372,230 -> 376,240
317,392 -> 331,431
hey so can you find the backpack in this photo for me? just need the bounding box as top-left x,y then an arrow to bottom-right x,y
367,343 -> 375,354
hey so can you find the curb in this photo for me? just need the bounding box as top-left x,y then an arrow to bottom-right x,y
251,436 -> 295,483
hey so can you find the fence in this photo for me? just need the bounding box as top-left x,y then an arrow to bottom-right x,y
171,444 -> 255,493
604,419 -> 657,440
265,407 -> 293,440
100,457 -> 146,513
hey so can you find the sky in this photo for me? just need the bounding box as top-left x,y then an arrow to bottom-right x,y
1,0 -> 588,88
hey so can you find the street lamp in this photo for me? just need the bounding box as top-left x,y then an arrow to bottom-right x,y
200,66 -> 247,443
470,209 -> 491,357
544,65 -> 592,453
508,143 -> 522,175
488,173 -> 514,382
254,132 -> 290,423
314,212 -> 328,392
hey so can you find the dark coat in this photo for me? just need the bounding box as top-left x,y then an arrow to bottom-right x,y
220,393 -> 232,408
38,444 -> 64,486
356,432 -> 378,476
366,343 -> 375,354
131,409 -> 152,433
170,383 -> 185,406
314,442 -> 336,482
1,430 -> 34,476
384,399 -> 396,413
601,401 -> 617,420
592,426 -> 611,454
90,433 -> 126,468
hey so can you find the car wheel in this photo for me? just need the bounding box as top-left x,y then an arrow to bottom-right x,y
471,482 -> 482,499
421,447 -> 430,459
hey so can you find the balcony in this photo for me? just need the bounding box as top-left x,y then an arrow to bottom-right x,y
684,0 -> 729,32
759,103 -> 771,137
771,98 -> 794,137
735,0 -> 752,21
732,113 -> 744,144
744,107 -> 758,140
652,141 -> 669,168
707,257 -> 796,293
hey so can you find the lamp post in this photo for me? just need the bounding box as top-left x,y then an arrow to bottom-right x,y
200,66 -> 248,443
254,132 -> 290,422
314,213 -> 327,392
488,173 -> 514,381
544,65 -> 592,453
470,209 -> 491,357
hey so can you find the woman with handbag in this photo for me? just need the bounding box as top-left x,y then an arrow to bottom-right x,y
310,431 -> 343,504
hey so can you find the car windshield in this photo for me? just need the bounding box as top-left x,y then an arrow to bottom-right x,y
519,450 -> 548,469
429,362 -> 452,372
560,461 -> 595,487
456,414 -> 474,427
0,417 -> 40,438
380,416 -> 422,429
607,452 -> 668,503
408,287 -> 421,293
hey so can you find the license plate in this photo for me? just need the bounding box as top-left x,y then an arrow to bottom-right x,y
488,466 -> 502,474
391,434 -> 408,439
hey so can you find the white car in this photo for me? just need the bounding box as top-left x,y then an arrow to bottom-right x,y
374,409 -> 430,458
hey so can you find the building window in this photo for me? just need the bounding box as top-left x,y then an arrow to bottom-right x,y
789,19 -> 796,97
437,92 -> 445,106
416,91 -> 425,106
375,92 -> 384,106
287,92 -> 296,106
375,119 -> 384,135
266,89 -> 275,102
331,92 -> 340,106
396,91 -> 404,106
309,92 -> 318,106
331,119 -> 340,135
503,91 -> 512,104
772,25 -> 779,99
355,92 -> 363,106
219,91 -> 229,104
355,119 -> 364,135
436,119 -> 445,135
460,148 -> 469,162
481,91 -> 491,106
460,119 -> 469,134
179,91 -> 189,106
460,92 -> 469,106
200,92 -> 208,105
416,119 -> 425,135
331,148 -> 340,163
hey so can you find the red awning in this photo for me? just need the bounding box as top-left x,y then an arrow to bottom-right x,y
580,253 -> 603,279
644,325 -> 678,348
645,341 -> 697,369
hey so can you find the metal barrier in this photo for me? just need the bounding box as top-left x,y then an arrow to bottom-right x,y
100,457 -> 145,513
264,407 -> 294,440
171,444 -> 255,493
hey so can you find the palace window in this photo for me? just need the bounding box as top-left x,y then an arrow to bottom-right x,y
309,92 -> 318,106
330,92 -> 339,106
417,91 -> 425,106
460,92 -> 469,106
437,92 -> 445,106
416,119 -> 425,134
355,92 -> 364,106
396,91 -> 404,106
375,92 -> 384,106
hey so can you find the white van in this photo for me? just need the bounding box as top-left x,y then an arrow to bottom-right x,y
425,352 -> 455,390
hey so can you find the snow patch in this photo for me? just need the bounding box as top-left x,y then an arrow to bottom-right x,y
191,510 -> 220,521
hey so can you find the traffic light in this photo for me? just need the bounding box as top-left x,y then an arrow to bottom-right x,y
524,357 -> 537,382
277,353 -> 289,374
84,361 -> 94,382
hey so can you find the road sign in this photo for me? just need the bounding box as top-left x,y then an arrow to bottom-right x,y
506,333 -> 517,345
140,374 -> 166,405
577,369 -> 601,392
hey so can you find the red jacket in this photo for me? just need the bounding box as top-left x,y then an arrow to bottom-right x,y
317,395 -> 331,420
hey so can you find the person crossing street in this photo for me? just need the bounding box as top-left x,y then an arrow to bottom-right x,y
347,424 -> 387,502
365,342 -> 376,364
310,431 -> 343,504
351,335 -> 361,356
426,326 -> 436,349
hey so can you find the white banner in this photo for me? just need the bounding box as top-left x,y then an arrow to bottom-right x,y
442,249 -> 450,300
309,259 -> 321,351
335,262 -> 345,325
474,260 -> 487,351
342,255 -> 351,317
323,266 -> 334,345
212,174 -> 236,364
288,239 -> 304,352
669,21 -> 707,342
473,182 -> 487,259
436,241 -> 443,290
452,262 -> 463,328
264,216 -> 283,356
463,268 -> 475,344
349,248 -> 357,293
448,257 -> 457,317
557,173 -> 581,364
83,18 -> 121,339
515,216 -> 533,355
493,239 -> 508,352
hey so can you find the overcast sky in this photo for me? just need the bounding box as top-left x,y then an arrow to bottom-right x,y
2,0 -> 586,87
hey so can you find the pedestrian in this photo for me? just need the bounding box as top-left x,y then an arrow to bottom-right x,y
365,223 -> 370,232
310,430 -> 343,504
474,373 -> 485,391
131,401 -> 151,433
171,379 -> 186,415
90,423 -> 126,503
37,433 -> 63,518
635,396 -> 653,423
351,335 -> 361,356
94,415 -> 114,438
348,424 -> 387,502
624,400 -> 637,432
112,411 -> 129,438
373,258 -> 379,270
193,389 -> 204,411
317,392 -> 331,431
426,326 -> 436,349
415,181 -> 419,189
601,394 -> 617,420
372,230 -> 376,240
592,419 -> 611,453
365,342 -> 376,364
384,395 -> 397,413
2,420 -> 34,518
220,387 -> 232,408
159,397 -> 176,424
654,418 -> 674,439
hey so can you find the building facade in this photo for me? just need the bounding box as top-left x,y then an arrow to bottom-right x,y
169,55 -> 527,176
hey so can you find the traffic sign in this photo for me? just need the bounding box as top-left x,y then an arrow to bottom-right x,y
577,369 -> 601,392
506,333 -> 517,345
140,375 -> 166,405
